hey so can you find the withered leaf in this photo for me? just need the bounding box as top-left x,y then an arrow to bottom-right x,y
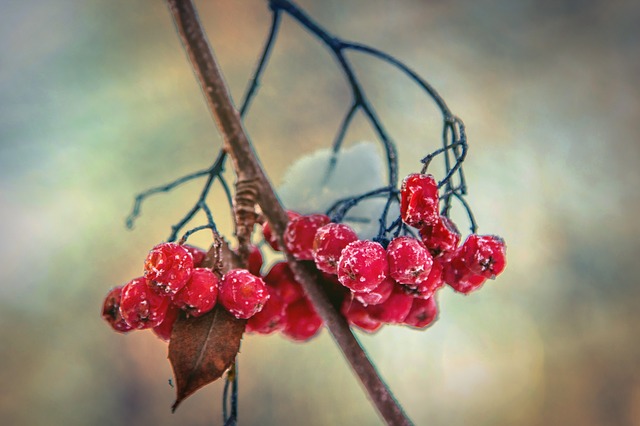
169,305 -> 246,412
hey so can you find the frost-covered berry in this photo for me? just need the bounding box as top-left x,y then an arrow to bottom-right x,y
183,244 -> 207,267
337,240 -> 388,292
219,269 -> 270,319
102,286 -> 133,333
341,298 -> 382,333
153,304 -> 180,341
144,243 -> 194,297
119,277 -> 170,329
284,214 -> 331,260
420,216 -> 461,258
400,173 -> 439,228
387,236 -> 433,286
282,298 -> 323,342
404,297 -> 438,329
246,293 -> 287,334
264,262 -> 304,304
313,223 -> 358,274
262,210 -> 301,251
354,277 -> 394,306
459,234 -> 507,279
442,254 -> 487,294
172,268 -> 219,317
411,259 -> 445,299
368,285 -> 414,324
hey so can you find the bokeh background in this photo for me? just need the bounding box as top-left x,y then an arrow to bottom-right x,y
1,0 -> 639,425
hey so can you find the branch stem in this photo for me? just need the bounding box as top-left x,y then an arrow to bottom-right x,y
165,1 -> 412,425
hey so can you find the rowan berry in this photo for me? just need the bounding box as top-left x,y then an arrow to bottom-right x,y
400,173 -> 439,228
312,222 -> 358,274
101,286 -> 133,333
282,298 -> 323,342
264,262 -> 304,304
459,234 -> 507,279
368,285 -> 414,324
411,259 -> 444,299
442,254 -> 487,294
386,236 -> 433,286
262,210 -> 301,251
284,214 -> 331,260
353,277 -> 394,306
404,297 -> 438,329
183,244 -> 207,267
144,242 -> 194,297
247,245 -> 264,276
219,269 -> 270,319
420,215 -> 461,258
341,298 -> 382,333
173,268 -> 219,317
246,293 -> 287,334
119,277 -> 170,329
153,304 -> 180,341
337,240 -> 388,292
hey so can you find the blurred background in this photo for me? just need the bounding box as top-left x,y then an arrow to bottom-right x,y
1,0 -> 639,425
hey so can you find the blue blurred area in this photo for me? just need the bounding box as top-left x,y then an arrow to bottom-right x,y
1,0 -> 639,425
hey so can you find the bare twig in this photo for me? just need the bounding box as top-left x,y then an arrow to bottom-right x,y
165,1 -> 413,424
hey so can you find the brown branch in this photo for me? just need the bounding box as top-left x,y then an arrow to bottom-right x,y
165,1 -> 413,425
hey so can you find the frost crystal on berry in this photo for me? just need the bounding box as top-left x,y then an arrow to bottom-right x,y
387,236 -> 433,286
337,240 -> 388,292
173,268 -> 219,317
119,277 -> 170,329
400,173 -> 439,228
219,269 -> 270,319
313,222 -> 358,274
144,242 -> 194,296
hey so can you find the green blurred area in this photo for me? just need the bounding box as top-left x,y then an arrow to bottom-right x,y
1,0 -> 639,425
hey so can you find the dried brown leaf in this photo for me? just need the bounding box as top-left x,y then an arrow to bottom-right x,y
169,305 -> 246,412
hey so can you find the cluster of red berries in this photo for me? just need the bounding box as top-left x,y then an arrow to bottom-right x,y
249,172 -> 506,336
101,242 -> 270,340
103,173 -> 506,342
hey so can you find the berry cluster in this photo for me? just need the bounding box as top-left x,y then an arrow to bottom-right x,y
101,242 -> 269,341
246,172 -> 506,338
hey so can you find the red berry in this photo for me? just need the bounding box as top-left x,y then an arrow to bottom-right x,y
420,216 -> 461,258
264,262 -> 304,304
282,298 -> 323,342
400,173 -> 439,228
442,254 -> 487,294
313,223 -> 358,274
337,240 -> 388,292
173,268 -> 219,317
144,243 -> 194,297
153,304 -> 180,341
368,285 -> 414,324
284,214 -> 331,260
404,297 -> 438,329
183,244 -> 207,267
247,245 -> 263,276
263,210 -> 301,251
387,236 -> 433,286
119,277 -> 170,329
246,293 -> 287,334
459,234 -> 507,278
411,259 -> 445,299
354,277 -> 394,306
341,298 -> 382,333
101,286 -> 133,333
219,269 -> 270,319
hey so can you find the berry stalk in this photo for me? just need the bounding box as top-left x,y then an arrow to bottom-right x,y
164,1 -> 413,424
